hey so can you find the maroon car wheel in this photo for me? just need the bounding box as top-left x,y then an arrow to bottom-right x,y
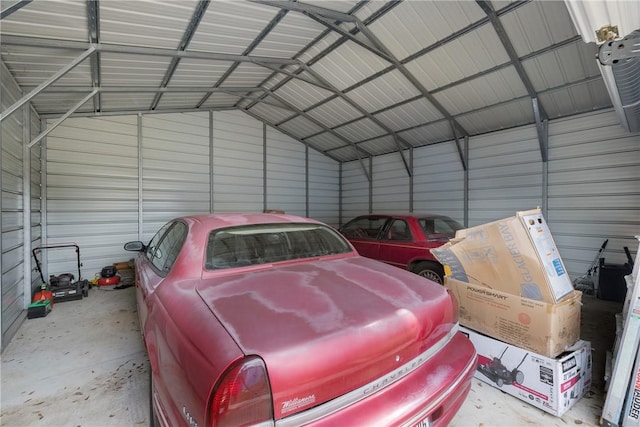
412,261 -> 444,284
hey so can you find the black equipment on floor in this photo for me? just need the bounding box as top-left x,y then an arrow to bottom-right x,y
32,243 -> 90,303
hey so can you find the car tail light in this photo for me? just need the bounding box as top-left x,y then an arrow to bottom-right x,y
209,356 -> 273,427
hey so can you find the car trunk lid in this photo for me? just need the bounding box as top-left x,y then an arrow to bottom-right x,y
196,256 -> 456,420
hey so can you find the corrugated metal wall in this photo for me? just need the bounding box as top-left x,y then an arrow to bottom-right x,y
468,125 -> 544,225
341,109 -> 639,279
141,112 -> 210,241
341,160 -> 370,221
266,127 -> 306,217
212,110 -> 264,213
41,110 -> 340,281
45,115 -> 139,278
308,148 -> 340,228
371,153 -> 410,213
4,99 -> 636,346
547,110 -> 640,277
1,61 -> 42,350
413,142 -> 465,224
29,110 -> 42,291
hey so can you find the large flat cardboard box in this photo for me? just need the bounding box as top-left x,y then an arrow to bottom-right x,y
461,326 -> 591,417
432,208 -> 574,303
446,277 -> 582,357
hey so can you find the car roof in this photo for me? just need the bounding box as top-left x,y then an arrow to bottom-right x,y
356,213 -> 451,220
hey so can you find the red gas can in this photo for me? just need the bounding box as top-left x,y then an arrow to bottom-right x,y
33,284 -> 54,307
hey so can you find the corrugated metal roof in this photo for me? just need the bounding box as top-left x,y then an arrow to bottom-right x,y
1,0 -> 635,162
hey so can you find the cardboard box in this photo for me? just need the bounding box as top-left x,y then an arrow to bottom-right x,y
432,209 -> 574,303
446,277 -> 581,357
461,326 -> 591,417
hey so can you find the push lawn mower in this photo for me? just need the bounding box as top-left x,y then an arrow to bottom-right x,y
32,243 -> 90,303
477,347 -> 528,388
573,239 -> 608,295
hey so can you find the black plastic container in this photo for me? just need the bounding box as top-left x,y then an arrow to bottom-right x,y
597,259 -> 632,302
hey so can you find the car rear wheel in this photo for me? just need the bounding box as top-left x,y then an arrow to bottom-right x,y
412,262 -> 444,284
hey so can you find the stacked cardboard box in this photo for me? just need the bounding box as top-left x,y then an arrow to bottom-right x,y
432,209 -> 590,416
445,276 -> 581,358
433,208 -> 574,304
432,208 -> 581,357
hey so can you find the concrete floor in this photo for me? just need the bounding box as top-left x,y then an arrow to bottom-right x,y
1,286 -> 620,427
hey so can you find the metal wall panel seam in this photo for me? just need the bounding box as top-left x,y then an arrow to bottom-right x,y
22,104 -> 31,309
0,85 -> 3,333
338,162 -> 342,227
263,122 -> 267,212
464,135 -> 469,228
39,118 -> 47,280
409,147 -> 414,213
368,156 -> 373,214
138,113 -> 143,241
305,145 -> 309,217
210,110 -> 214,213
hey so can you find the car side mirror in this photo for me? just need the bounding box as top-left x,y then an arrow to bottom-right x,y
124,241 -> 145,252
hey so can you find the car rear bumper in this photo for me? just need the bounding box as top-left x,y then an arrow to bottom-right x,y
276,329 -> 477,426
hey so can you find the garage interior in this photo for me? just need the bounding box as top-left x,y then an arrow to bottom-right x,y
1,0 -> 639,426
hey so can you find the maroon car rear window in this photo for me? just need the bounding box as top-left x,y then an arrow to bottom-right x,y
419,217 -> 463,235
205,223 -> 352,270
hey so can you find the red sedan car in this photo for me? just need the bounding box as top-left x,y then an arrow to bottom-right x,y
125,213 -> 476,427
339,213 -> 463,284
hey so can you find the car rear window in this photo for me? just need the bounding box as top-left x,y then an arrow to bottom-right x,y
419,217 -> 463,235
205,223 -> 353,270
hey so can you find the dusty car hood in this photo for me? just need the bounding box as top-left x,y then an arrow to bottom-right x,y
196,256 -> 455,419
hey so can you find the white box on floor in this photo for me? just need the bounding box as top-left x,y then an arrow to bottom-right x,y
461,326 -> 592,417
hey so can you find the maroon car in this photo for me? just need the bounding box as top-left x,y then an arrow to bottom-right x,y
125,213 -> 476,427
339,213 -> 463,284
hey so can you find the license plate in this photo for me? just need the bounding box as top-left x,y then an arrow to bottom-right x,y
415,417 -> 431,427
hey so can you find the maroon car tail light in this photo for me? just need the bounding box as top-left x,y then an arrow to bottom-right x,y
209,356 -> 274,427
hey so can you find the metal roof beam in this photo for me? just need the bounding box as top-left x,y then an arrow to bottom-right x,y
0,47 -> 96,122
86,0 -> 101,113
300,64 -> 413,152
253,0 -> 356,23
451,121 -> 468,171
241,0 -> 381,111
476,1 -> 546,116
476,0 -> 550,160
40,106 -> 237,119
196,8 -> 287,108
324,74 -> 605,156
151,0 -> 210,110
0,0 -> 32,20
265,91 -> 372,180
244,109 -> 342,163
532,98 -> 549,162
28,89 -> 98,148
268,93 -> 373,155
0,35 -> 298,64
258,0 -> 392,60
352,15 -> 470,138
23,86 -> 270,93
302,13 -> 394,63
265,1 -> 531,129
253,61 -> 334,92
